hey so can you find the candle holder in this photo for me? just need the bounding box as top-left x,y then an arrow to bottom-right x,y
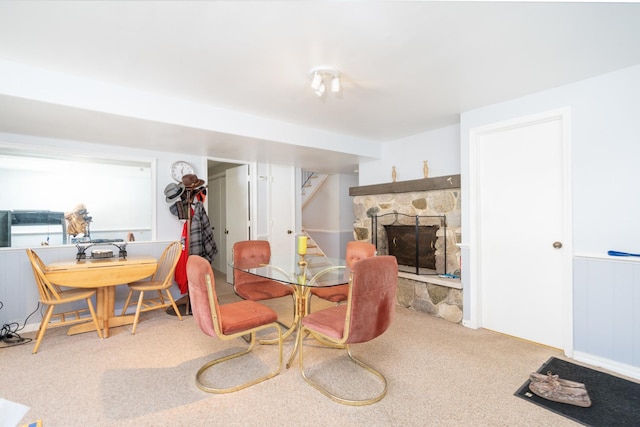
298,253 -> 308,267
297,263 -> 307,284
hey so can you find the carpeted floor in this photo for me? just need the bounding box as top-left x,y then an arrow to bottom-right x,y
515,357 -> 640,427
2,269 -> 637,426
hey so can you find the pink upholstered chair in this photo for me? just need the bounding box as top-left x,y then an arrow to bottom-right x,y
187,255 -> 283,393
300,255 -> 398,405
232,240 -> 294,302
309,241 -> 376,307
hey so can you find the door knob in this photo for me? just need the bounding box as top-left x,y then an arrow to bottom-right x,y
224,229 -> 229,235
553,241 -> 563,249
287,230 -> 292,234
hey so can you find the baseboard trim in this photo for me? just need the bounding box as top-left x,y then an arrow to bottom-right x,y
572,350 -> 640,381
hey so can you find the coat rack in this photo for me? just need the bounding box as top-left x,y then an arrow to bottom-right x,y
174,174 -> 207,316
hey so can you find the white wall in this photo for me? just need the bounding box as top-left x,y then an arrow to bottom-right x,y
358,124 -> 461,186
461,64 -> 640,255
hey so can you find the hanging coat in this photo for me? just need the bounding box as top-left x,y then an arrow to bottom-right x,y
190,201 -> 218,263
174,221 -> 189,294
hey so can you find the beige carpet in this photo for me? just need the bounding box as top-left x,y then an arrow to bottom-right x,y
2,269 -> 584,426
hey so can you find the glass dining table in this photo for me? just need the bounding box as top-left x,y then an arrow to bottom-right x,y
231,254 -> 349,368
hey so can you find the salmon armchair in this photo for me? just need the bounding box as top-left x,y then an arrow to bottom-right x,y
299,255 -> 398,406
232,240 -> 295,338
309,241 -> 376,308
232,240 -> 294,301
187,255 -> 283,393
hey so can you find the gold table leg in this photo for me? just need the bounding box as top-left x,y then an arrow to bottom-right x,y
285,285 -> 309,369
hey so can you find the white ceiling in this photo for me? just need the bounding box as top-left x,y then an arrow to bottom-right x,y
1,1 -> 639,173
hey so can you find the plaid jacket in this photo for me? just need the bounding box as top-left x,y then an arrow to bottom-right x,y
189,202 -> 218,263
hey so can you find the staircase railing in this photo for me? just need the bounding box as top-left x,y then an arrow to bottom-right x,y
301,170 -> 315,189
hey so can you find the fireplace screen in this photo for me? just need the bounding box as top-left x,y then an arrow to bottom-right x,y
372,213 -> 448,275
384,225 -> 438,270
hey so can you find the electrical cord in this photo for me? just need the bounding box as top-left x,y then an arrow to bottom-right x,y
0,300 -> 39,348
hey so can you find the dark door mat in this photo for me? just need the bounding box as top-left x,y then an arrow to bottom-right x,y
515,357 -> 640,426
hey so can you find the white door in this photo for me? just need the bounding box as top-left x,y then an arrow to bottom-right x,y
225,165 -> 250,280
207,175 -> 226,272
473,110 -> 570,350
269,165 -> 296,259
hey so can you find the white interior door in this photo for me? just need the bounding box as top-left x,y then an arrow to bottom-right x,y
268,165 -> 296,259
225,165 -> 249,280
207,175 -> 226,272
474,111 -> 570,350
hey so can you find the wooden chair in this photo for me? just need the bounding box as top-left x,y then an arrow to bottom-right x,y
121,241 -> 182,334
187,255 -> 283,393
300,255 -> 398,405
26,248 -> 103,354
309,241 -> 376,308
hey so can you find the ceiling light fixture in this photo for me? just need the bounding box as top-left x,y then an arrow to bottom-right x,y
309,67 -> 341,98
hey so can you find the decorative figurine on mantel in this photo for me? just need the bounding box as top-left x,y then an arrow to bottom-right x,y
392,166 -> 397,183
423,160 -> 429,178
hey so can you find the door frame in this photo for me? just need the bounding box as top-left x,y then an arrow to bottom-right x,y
468,107 -> 573,355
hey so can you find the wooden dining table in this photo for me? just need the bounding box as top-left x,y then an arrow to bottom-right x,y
44,255 -> 157,337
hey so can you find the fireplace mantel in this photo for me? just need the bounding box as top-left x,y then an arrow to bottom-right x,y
349,174 -> 460,197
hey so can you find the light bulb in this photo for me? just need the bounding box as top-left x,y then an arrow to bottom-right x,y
310,72 -> 322,90
314,83 -> 325,97
331,75 -> 341,93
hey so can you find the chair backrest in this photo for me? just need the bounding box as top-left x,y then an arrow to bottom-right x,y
232,240 -> 271,287
26,248 -> 63,303
344,255 -> 398,344
187,255 -> 220,338
152,241 -> 182,286
345,241 -> 377,269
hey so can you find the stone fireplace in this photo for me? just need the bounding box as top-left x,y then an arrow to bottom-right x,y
350,175 -> 463,323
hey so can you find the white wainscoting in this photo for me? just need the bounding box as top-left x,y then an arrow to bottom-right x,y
573,255 -> 640,380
